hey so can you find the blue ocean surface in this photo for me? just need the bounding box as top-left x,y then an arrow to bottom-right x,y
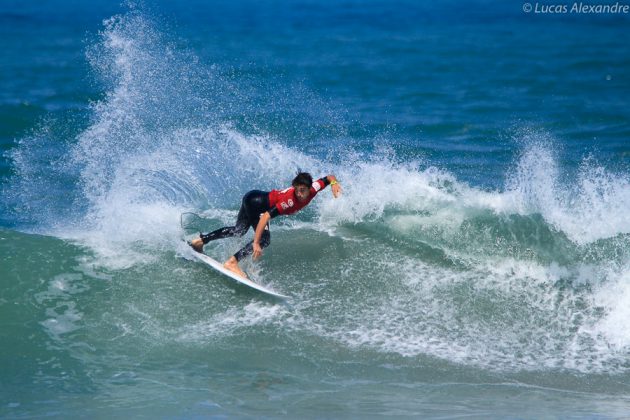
2,0 -> 630,417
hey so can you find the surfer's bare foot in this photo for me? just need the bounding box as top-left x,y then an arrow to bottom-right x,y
190,237 -> 204,253
224,256 -> 248,279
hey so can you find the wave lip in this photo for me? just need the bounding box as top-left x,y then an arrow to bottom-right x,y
504,142 -> 630,245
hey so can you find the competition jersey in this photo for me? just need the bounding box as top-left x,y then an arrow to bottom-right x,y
268,178 -> 327,217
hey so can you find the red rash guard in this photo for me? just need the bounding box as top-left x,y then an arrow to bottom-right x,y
268,178 -> 327,217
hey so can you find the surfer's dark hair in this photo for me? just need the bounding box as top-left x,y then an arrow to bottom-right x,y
292,172 -> 313,187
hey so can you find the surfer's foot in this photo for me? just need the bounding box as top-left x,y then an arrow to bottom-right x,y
224,256 -> 248,279
190,237 -> 204,253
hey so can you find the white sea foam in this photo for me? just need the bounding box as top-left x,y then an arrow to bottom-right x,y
306,252 -> 627,373
35,273 -> 89,341
178,302 -> 288,342
587,263 -> 630,349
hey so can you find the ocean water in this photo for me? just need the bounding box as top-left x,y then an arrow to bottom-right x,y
2,0 -> 630,417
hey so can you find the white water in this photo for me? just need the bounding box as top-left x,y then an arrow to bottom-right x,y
7,10 -> 630,375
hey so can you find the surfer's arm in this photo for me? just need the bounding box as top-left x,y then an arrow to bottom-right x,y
324,174 -> 342,198
252,211 -> 271,260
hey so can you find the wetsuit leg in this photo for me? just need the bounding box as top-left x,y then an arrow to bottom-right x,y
232,190 -> 272,261
199,190 -> 271,246
234,229 -> 271,262
199,202 -> 250,244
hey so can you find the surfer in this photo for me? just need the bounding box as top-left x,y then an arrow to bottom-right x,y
190,172 -> 342,278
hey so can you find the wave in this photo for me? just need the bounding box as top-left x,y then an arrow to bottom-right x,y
3,7 -> 630,374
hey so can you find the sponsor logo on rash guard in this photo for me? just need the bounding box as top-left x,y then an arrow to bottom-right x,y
269,179 -> 326,215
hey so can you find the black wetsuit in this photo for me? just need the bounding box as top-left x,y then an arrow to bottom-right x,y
199,190 -> 272,261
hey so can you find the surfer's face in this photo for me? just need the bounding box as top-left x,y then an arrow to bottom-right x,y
294,185 -> 311,202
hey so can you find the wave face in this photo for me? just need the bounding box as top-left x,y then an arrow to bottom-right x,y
2,3 -> 630,418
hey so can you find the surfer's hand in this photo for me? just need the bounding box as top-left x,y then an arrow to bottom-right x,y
331,182 -> 342,198
253,242 -> 263,260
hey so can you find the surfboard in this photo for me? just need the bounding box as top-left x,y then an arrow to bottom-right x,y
189,247 -> 289,300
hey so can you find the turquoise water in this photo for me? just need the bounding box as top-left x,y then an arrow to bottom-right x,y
2,1 -> 630,417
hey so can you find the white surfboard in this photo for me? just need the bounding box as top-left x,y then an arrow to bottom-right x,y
189,248 -> 289,300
